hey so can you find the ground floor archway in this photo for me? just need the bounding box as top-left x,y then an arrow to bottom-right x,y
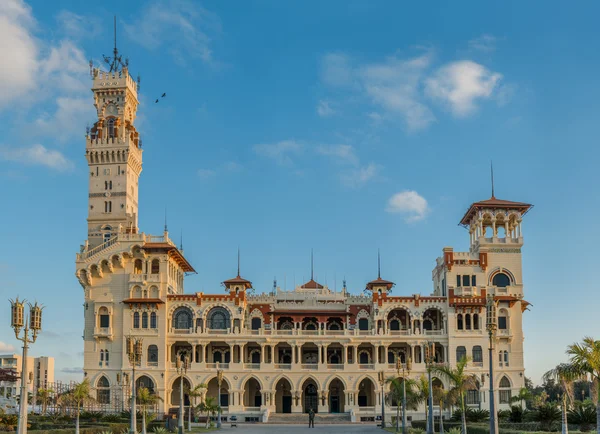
207,377 -> 230,408
171,377 -> 191,406
243,377 -> 262,407
302,378 -> 319,413
357,377 -> 375,407
328,378 -> 345,413
274,378 -> 292,413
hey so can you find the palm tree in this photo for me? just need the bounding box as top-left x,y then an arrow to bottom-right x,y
197,396 -> 219,429
36,388 -> 54,415
543,364 -> 578,434
70,379 -> 94,434
415,374 -> 431,432
566,337 -> 600,434
433,386 -> 454,434
137,387 -> 163,434
386,376 -> 418,433
186,383 -> 206,430
432,357 -> 478,434
509,387 -> 533,410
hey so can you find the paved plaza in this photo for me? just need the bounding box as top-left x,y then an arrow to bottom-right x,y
219,424 -> 383,433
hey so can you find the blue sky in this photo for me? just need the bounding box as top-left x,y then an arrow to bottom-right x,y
0,0 -> 598,384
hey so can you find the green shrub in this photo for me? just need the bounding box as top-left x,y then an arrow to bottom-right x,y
568,402 -> 597,432
509,405 -> 525,423
530,403 -> 561,431
100,414 -> 123,423
447,428 -> 462,434
497,409 -> 511,421
80,411 -> 104,421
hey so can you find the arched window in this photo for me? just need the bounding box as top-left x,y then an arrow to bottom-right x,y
251,317 -> 261,330
499,376 -> 512,403
492,273 -> 511,288
472,345 -> 483,363
465,314 -> 471,330
134,259 -> 143,274
142,312 -> 148,329
98,307 -> 110,328
97,376 -> 111,404
207,307 -> 230,330
148,345 -> 158,363
100,350 -> 104,365
473,314 -> 479,330
133,312 -> 140,329
136,376 -> 155,394
359,352 -> 370,364
105,350 -> 109,365
457,314 -> 463,330
456,346 -> 466,362
151,259 -> 160,274
107,118 -> 115,138
172,308 -> 193,330
150,312 -> 157,329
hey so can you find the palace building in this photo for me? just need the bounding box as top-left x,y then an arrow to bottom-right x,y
76,47 -> 532,423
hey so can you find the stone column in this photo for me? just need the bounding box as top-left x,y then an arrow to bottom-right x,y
352,346 -> 357,364
271,345 -> 276,364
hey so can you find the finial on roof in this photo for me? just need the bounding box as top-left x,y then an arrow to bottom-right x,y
164,208 -> 168,232
102,16 -> 129,73
237,247 -> 240,277
491,160 -> 495,199
179,229 -> 183,251
378,249 -> 381,279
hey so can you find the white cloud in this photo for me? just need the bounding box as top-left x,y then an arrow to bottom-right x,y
425,61 -> 502,117
223,161 -> 242,172
61,367 -> 83,374
315,144 -> 358,166
317,100 -> 335,117
0,144 -> 73,171
34,97 -> 91,143
56,10 -> 102,39
0,341 -> 15,352
386,190 -> 429,222
321,53 -> 353,87
197,168 -> 216,179
340,162 -> 380,187
253,140 -> 303,166
468,34 -> 497,53
124,0 -> 220,65
0,0 -> 38,109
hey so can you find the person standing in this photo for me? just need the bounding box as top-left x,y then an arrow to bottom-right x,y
308,408 -> 315,428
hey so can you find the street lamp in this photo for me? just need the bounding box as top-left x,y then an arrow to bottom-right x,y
396,356 -> 412,434
175,353 -> 190,434
216,366 -> 224,429
424,342 -> 435,434
486,294 -> 498,434
117,372 -> 129,413
126,336 -> 143,434
378,371 -> 386,429
10,298 -> 43,434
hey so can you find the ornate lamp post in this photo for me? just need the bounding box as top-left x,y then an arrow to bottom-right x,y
10,298 -> 43,434
486,294 -> 498,434
424,342 -> 435,434
126,336 -> 143,434
175,353 -> 190,434
216,366 -> 224,429
378,370 -> 386,429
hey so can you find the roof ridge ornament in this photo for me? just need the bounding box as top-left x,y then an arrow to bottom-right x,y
103,16 -> 129,73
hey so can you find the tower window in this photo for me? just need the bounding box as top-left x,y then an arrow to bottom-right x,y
492,273 -> 511,288
133,312 -> 140,329
457,314 -> 463,330
151,259 -> 160,274
107,118 -> 115,138
472,275 -> 477,286
142,312 -> 148,329
150,312 -> 157,329
465,314 -> 471,330
462,275 -> 470,286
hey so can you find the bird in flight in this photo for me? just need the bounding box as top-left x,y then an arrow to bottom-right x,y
155,92 -> 167,103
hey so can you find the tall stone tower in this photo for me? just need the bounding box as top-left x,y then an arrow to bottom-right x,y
86,57 -> 141,249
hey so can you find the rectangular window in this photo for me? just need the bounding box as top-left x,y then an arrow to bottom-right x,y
499,390 -> 512,404
104,168 -> 111,175
442,278 -> 446,296
498,317 -> 507,330
472,275 -> 476,286
462,275 -> 470,286
99,315 -> 110,328
358,318 -> 369,331
456,275 -> 461,286
466,390 -> 480,405
504,351 -> 509,366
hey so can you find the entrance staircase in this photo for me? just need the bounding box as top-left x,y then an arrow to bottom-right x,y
267,412 -> 352,424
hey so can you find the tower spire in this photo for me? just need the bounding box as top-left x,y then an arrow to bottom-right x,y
237,247 -> 240,277
311,249 -> 314,281
164,208 -> 168,232
103,16 -> 128,72
180,229 -> 183,251
378,249 -> 381,279
491,160 -> 495,199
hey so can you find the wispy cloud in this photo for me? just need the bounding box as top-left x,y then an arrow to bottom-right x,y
124,0 -> 221,66
0,341 -> 15,352
317,100 -> 336,117
0,144 -> 73,171
253,140 -> 304,166
425,61 -> 502,117
55,10 -> 102,39
197,168 -> 216,179
341,162 -> 380,187
197,161 -> 243,179
468,34 -> 498,53
61,367 -> 83,374
315,144 -> 358,165
386,190 -> 429,222
319,48 -> 506,130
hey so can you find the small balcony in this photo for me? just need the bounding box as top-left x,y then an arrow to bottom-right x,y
243,363 -> 261,370
301,363 -> 318,370
206,363 -> 229,369
327,364 -> 344,370
274,363 -> 291,370
93,327 -> 113,340
359,363 -> 375,370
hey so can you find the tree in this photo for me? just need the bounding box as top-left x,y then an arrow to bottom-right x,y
37,388 -> 54,415
510,387 -> 534,410
566,337 -> 600,434
433,386 -> 454,434
197,396 -> 219,429
186,383 -> 206,430
386,376 -> 418,433
415,374 -> 431,431
70,379 -> 94,434
543,363 -> 578,434
137,387 -> 163,434
432,357 -> 478,434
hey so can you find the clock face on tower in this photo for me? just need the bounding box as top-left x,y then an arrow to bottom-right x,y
105,104 -> 117,116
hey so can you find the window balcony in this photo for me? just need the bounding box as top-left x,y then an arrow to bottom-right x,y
274,363 -> 291,370
206,363 -> 229,369
359,363 -> 375,369
243,363 -> 261,370
301,363 -> 318,370
327,364 -> 344,370
423,329 -> 444,336
389,329 -> 411,336
93,327 -> 113,340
